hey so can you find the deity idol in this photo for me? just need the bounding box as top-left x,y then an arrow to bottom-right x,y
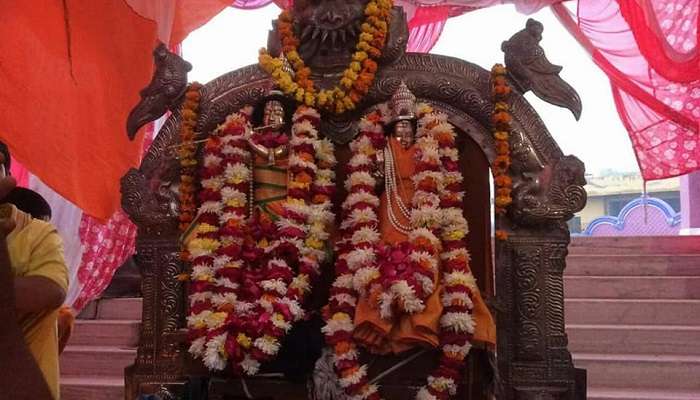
185,64 -> 336,374
349,83 -> 496,355
247,91 -> 294,220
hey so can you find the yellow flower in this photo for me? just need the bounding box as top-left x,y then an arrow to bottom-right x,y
445,230 -> 466,241
237,333 -> 252,349
295,88 -> 305,103
306,237 -> 324,250
350,61 -> 362,72
286,197 -> 306,207
189,238 -> 220,252
342,96 -> 355,110
226,198 -> 245,208
352,51 -> 368,62
206,312 -> 228,329
365,2 -> 380,16
196,223 -> 218,234
359,32 -> 374,42
357,41 -> 371,51
494,131 -> 509,141
340,77 -> 354,89
318,91 -> 329,106
343,69 -> 358,80
304,92 -> 316,107
332,312 -> 351,322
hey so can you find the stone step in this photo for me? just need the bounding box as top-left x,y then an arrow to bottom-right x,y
70,320 -> 140,347
79,297 -> 142,321
587,387 -> 700,400
567,324 -> 700,356
565,254 -> 700,276
564,276 -> 700,299
60,346 -> 136,377
569,236 -> 700,256
565,298 -> 700,325
61,376 -> 124,400
573,353 -> 700,391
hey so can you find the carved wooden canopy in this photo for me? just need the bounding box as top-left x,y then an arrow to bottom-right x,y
121,6 -> 587,400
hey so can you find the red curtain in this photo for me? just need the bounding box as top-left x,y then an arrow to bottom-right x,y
553,1 -> 700,180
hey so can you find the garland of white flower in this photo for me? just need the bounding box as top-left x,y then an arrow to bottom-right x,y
323,104 -> 477,400
346,104 -> 442,320
187,105 -> 336,375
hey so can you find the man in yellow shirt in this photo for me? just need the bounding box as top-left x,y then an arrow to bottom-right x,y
0,143 -> 69,399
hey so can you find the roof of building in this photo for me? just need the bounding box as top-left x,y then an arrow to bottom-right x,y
585,171 -> 680,197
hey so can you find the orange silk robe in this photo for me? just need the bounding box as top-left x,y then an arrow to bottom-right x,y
354,139 -> 496,355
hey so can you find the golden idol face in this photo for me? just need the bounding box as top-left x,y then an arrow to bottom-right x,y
263,100 -> 285,130
393,120 -> 414,149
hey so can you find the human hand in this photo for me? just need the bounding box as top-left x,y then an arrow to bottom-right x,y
0,153 -> 17,237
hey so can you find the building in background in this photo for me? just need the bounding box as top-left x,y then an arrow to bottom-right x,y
570,171 -> 680,234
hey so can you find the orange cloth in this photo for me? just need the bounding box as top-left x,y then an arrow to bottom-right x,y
0,1 -> 228,221
354,139 -> 496,354
57,306 -> 75,355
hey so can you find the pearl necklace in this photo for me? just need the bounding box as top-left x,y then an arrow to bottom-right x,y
384,142 -> 413,235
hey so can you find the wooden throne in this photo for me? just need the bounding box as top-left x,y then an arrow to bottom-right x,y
121,6 -> 587,400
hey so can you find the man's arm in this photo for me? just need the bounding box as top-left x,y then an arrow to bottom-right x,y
0,176 -> 53,400
15,276 -> 66,317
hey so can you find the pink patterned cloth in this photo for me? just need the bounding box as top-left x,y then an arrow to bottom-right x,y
71,211 -> 137,311
553,1 -> 700,180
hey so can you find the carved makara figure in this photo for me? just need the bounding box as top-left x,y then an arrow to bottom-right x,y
126,44 -> 192,139
501,18 -> 582,120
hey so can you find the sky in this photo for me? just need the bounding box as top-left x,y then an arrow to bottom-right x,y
183,3 -> 641,176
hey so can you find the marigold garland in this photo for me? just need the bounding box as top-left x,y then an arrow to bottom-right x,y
491,64 -> 513,240
179,82 -> 203,259
258,0 -> 393,114
323,104 -> 476,400
186,105 -> 336,375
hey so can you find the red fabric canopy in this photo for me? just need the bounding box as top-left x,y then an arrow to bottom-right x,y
553,1 -> 700,180
0,0 -> 230,221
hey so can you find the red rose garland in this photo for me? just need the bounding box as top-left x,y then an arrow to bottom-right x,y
323,104 -> 477,400
187,105 -> 336,375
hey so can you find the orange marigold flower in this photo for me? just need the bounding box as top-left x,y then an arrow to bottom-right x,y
494,174 -> 512,187
495,195 -> 512,208
495,230 -> 509,241
341,366 -> 359,378
496,187 -> 512,197
349,90 -> 362,104
494,155 -> 511,171
312,194 -> 330,204
299,151 -> 315,162
494,131 -> 509,141
181,108 -> 197,120
492,111 -> 511,125
493,85 -> 511,98
418,178 -> 438,192
491,64 -> 507,75
496,141 -> 510,155
295,171 -> 314,184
